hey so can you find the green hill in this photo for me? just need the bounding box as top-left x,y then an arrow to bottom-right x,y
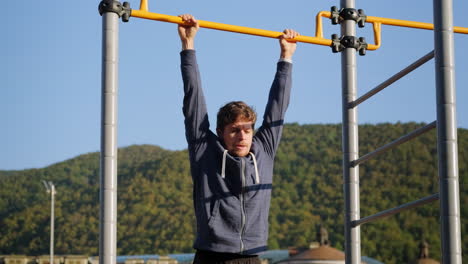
0,123 -> 466,264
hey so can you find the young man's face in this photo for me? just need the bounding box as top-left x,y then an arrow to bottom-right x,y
219,119 -> 254,157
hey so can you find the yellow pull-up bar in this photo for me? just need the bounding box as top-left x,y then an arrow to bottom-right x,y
131,0 -> 468,51
130,10 -> 333,47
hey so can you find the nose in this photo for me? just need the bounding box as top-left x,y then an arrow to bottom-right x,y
238,130 -> 247,140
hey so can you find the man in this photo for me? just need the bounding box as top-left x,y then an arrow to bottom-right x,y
178,14 -> 298,264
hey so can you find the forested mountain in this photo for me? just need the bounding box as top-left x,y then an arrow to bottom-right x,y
1,123 -> 467,264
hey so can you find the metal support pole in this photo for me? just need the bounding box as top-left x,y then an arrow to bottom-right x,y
433,0 -> 462,263
42,181 -> 56,264
50,185 -> 55,264
340,1 -> 360,263
100,9 -> 119,264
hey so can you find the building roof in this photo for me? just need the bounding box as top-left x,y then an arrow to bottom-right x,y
288,245 -> 345,261
415,259 -> 439,264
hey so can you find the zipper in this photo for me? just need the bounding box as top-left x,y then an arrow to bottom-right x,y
240,158 -> 246,253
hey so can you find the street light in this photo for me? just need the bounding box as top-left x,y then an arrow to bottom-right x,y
42,181 -> 56,264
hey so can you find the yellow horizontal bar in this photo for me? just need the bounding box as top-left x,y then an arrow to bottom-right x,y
131,9 -> 333,47
316,11 -> 467,51
366,16 -> 468,34
318,11 -> 468,34
131,7 -> 467,53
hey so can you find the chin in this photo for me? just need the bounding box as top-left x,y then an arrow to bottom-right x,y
238,151 -> 250,157
230,150 -> 249,157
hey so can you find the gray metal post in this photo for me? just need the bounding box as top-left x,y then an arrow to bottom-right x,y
340,0 -> 360,263
100,9 -> 119,264
433,0 -> 462,263
42,181 -> 56,264
50,184 -> 55,264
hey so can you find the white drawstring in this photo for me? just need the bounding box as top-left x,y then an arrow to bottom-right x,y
249,152 -> 260,184
221,150 -> 228,179
220,150 -> 260,184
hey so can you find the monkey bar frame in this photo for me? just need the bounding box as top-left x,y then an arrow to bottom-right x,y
99,1 -> 465,263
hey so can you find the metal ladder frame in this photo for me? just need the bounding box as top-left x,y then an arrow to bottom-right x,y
340,0 -> 462,263
98,0 -> 463,263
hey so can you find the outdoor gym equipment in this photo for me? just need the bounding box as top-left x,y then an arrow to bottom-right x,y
98,1 -> 467,263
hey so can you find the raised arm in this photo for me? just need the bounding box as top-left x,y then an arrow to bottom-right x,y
179,15 -> 210,149
255,29 -> 299,155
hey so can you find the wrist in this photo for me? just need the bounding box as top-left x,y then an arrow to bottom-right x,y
280,52 -> 293,60
279,58 -> 293,63
182,39 -> 195,50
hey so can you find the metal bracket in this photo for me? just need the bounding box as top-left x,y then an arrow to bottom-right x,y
331,6 -> 367,28
331,34 -> 368,56
98,0 -> 131,22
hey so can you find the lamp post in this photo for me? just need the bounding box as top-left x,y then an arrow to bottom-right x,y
42,181 -> 56,264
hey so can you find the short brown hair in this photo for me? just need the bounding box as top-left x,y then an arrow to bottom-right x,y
216,101 -> 257,132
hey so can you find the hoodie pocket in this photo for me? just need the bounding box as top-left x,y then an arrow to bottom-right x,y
208,197 -> 242,232
207,198 -> 220,226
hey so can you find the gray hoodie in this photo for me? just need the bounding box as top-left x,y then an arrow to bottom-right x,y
181,50 -> 292,255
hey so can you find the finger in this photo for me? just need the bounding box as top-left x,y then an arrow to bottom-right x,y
284,29 -> 295,39
188,16 -> 198,26
187,14 -> 195,22
291,30 -> 299,39
179,14 -> 196,24
179,14 -> 187,21
287,29 -> 299,40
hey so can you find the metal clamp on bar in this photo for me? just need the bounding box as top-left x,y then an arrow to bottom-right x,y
99,0 -> 131,22
318,9 -> 467,52
330,6 -> 367,27
332,34 -> 368,55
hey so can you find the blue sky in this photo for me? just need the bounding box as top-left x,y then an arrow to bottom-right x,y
3,0 -> 468,170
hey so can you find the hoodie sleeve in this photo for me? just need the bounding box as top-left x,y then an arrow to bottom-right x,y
254,61 -> 292,156
181,50 -> 210,159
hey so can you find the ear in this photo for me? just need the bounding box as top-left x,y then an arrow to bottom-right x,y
216,128 -> 222,138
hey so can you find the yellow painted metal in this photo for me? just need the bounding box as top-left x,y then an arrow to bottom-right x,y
314,11 -> 380,50
130,1 -> 467,51
315,11 -> 328,38
366,15 -> 468,34
371,22 -> 382,50
315,11 -> 467,51
139,0 -> 148,12
453,26 -> 468,34
131,9 -> 332,46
